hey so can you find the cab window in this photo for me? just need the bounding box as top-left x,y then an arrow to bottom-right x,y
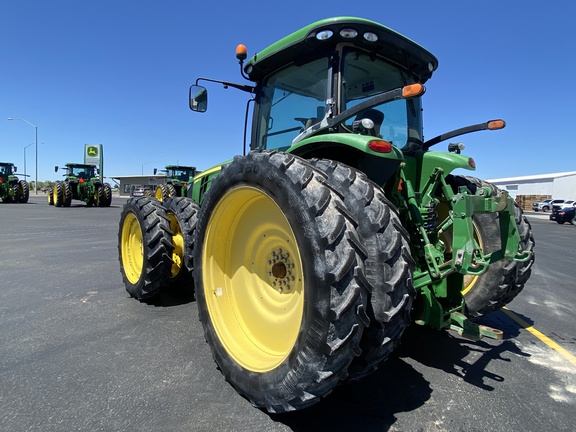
255,57 -> 329,150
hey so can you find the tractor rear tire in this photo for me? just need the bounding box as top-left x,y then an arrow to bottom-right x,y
193,151 -> 369,413
48,188 -> 54,205
448,175 -> 535,319
96,186 -> 105,207
162,196 -> 199,290
18,181 -> 29,203
167,183 -> 177,197
103,183 -> 112,207
118,197 -> 174,300
53,181 -> 64,207
309,159 -> 415,380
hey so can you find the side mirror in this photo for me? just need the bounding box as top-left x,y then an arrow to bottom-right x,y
14,166 -> 18,172
189,85 -> 208,112
54,166 -> 59,172
153,168 -> 157,175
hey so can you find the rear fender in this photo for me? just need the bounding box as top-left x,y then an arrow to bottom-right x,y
404,151 -> 475,192
287,134 -> 404,185
189,163 -> 229,204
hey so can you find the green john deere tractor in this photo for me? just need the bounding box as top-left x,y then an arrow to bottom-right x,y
153,164 -> 197,201
0,162 -> 29,203
118,17 -> 534,413
51,163 -> 112,207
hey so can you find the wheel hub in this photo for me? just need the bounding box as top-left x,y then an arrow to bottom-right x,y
268,248 -> 295,292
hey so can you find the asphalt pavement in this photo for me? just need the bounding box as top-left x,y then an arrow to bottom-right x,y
0,196 -> 574,431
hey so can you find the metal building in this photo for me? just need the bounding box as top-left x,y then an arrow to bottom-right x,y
487,171 -> 576,200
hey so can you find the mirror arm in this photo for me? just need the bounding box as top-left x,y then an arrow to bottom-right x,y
194,77 -> 254,94
423,120 -> 506,150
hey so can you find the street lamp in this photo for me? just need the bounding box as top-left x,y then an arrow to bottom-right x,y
24,142 -> 34,177
8,118 -> 38,194
141,161 -> 156,175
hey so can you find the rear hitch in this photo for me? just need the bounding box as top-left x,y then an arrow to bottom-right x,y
449,312 -> 503,340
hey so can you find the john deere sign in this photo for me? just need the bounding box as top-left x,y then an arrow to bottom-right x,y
84,144 -> 103,178
85,144 -> 101,164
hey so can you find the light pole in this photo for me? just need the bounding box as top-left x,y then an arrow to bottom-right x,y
24,142 -> 34,177
8,118 -> 38,194
141,161 -> 156,175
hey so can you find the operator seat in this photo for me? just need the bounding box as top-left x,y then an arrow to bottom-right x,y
355,109 -> 384,137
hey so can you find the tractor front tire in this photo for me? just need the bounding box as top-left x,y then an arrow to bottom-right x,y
310,159 -> 415,380
118,197 -> 174,300
11,183 -> 20,203
193,151 -> 369,413
63,182 -> 72,207
448,175 -> 535,319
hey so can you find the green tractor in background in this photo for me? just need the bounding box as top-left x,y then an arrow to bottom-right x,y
0,162 -> 29,203
51,163 -> 112,207
118,17 -> 535,413
153,164 -> 197,201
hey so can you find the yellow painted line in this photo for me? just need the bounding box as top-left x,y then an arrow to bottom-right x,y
502,307 -> 576,367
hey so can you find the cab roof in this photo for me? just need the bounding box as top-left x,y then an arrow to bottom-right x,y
65,163 -> 96,167
165,165 -> 196,170
244,16 -> 438,84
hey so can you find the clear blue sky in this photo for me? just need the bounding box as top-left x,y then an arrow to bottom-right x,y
2,0 -> 574,183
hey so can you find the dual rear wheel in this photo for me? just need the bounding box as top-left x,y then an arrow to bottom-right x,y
117,151 -> 414,413
446,175 -> 535,319
118,196 -> 199,299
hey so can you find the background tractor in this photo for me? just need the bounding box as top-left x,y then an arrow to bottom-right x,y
51,163 -> 112,207
0,162 -> 29,203
118,17 -> 535,413
153,164 -> 197,201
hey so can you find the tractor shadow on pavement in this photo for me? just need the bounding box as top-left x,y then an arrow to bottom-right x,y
143,283 -> 196,307
274,312 -> 530,431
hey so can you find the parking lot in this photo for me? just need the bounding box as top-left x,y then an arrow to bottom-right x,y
1,196 -> 575,431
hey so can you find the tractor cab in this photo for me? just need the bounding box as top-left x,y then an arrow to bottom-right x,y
57,163 -> 97,181
190,17 -> 437,184
164,165 -> 196,183
0,162 -> 16,179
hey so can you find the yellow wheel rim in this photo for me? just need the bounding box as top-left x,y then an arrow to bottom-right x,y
202,186 -> 304,372
436,202 -> 481,296
121,213 -> 144,284
167,213 -> 184,278
461,221 -> 482,295
52,186 -> 58,203
155,187 -> 164,201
